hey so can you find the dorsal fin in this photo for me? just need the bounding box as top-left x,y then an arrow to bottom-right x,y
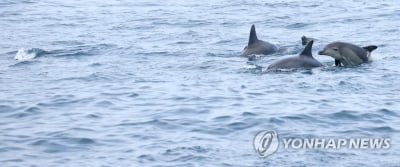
301,35 -> 308,45
300,40 -> 313,57
248,24 -> 259,45
363,45 -> 378,52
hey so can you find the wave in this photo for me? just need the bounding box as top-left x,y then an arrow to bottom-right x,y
14,48 -> 48,61
12,43 -> 119,62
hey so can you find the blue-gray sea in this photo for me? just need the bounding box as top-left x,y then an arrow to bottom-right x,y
1,0 -> 400,166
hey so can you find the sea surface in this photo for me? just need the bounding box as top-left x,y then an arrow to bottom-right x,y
1,0 -> 400,166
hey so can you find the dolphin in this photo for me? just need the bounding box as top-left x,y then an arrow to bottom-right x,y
241,24 -> 278,57
301,36 -> 316,46
318,42 -> 378,67
267,40 -> 323,69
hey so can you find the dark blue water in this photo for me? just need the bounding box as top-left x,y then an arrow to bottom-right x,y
1,0 -> 400,166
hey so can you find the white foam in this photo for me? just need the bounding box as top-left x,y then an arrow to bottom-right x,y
15,48 -> 37,61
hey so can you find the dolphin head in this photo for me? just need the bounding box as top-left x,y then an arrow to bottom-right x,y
318,42 -> 343,59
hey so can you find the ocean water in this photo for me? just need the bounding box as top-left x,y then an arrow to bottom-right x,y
1,0 -> 400,166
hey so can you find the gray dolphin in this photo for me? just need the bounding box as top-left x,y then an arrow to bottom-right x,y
241,24 -> 278,57
318,42 -> 377,67
301,36 -> 316,46
267,40 -> 323,69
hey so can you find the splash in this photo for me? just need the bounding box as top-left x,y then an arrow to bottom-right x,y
14,48 -> 47,61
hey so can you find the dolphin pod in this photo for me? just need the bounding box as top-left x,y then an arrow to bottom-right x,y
242,24 -> 378,69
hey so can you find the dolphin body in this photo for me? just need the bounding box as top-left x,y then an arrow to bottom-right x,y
318,42 -> 378,67
241,25 -> 278,57
267,40 -> 323,70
